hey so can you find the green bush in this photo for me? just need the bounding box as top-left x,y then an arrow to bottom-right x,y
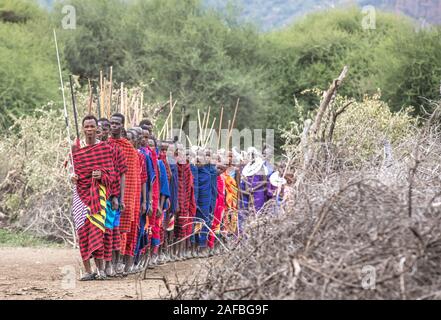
0,0 -> 59,129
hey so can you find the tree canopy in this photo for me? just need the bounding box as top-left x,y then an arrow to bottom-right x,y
2,0 -> 441,152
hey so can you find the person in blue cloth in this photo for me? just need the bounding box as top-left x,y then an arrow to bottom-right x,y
134,126 -> 156,271
154,146 -> 171,265
193,148 -> 217,256
189,148 -> 199,258
164,142 -> 179,261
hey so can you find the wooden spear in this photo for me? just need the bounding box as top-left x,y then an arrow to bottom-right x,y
186,135 -> 193,147
227,98 -> 240,150
120,82 -> 124,113
139,91 -> 144,124
226,119 -> 231,150
108,66 -> 113,117
103,76 -> 107,118
201,111 -> 207,145
164,120 -> 169,140
169,92 -> 173,140
158,100 -> 178,138
124,87 -> 128,130
204,117 -> 216,148
197,109 -> 203,146
87,79 -> 93,114
229,98 -> 240,135
99,70 -> 104,118
217,106 -> 224,150
204,106 -> 211,144
179,112 -> 184,142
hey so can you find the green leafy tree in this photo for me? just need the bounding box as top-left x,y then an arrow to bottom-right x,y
0,0 -> 59,129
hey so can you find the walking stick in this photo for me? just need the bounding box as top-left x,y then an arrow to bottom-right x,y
217,106 -> 224,150
53,29 -> 75,173
87,79 -> 93,114
69,75 -> 80,142
96,85 -> 102,119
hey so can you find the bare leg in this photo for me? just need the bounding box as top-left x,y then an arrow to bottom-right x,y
124,256 -> 134,273
191,242 -> 197,258
79,259 -> 96,281
185,239 -> 192,259
83,259 -> 92,274
177,242 -> 184,260
94,258 -> 106,279
105,260 -> 114,276
93,257 -> 100,273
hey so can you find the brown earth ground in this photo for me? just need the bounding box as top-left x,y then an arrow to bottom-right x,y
0,247 -> 206,300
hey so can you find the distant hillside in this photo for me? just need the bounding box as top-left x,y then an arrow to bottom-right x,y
205,0 -> 441,30
38,0 -> 441,30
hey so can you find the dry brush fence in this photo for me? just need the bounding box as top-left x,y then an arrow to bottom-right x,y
169,68 -> 441,300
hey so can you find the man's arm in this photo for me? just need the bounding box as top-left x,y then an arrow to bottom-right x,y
120,173 -> 126,211
158,195 -> 166,217
71,174 -> 78,185
148,182 -> 153,217
141,182 -> 147,214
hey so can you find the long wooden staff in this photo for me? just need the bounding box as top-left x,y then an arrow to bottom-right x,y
99,70 -> 104,118
204,117 -> 217,148
186,135 -> 193,147
197,109 -> 203,146
87,79 -> 93,114
203,106 -> 211,144
102,76 -> 107,118
53,29 -> 74,172
158,100 -> 178,138
227,98 -> 240,150
201,111 -> 207,144
217,106 -> 224,150
179,112 -> 184,142
169,92 -> 173,139
96,84 -> 102,119
120,82 -> 124,113
226,119 -> 231,151
139,91 -> 144,124
69,75 -> 80,141
108,66 -> 113,118
124,88 -> 128,130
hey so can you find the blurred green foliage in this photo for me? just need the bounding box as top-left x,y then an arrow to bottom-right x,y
0,0 -> 59,130
2,1 -> 441,151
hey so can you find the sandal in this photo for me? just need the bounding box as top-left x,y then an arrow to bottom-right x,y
96,270 -> 107,280
105,266 -> 115,277
115,263 -> 125,276
80,273 -> 96,281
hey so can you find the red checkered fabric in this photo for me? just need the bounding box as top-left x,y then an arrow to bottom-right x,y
77,219 -> 104,261
138,152 -> 148,185
208,175 -> 226,248
122,153 -> 146,257
120,233 -> 127,255
103,228 -> 113,262
159,151 -> 172,182
142,147 -> 160,244
108,138 -> 139,233
72,142 -> 115,218
112,226 -> 121,251
106,142 -> 128,197
175,163 -> 195,240
187,169 -> 197,237
123,218 -> 139,257
158,152 -> 172,245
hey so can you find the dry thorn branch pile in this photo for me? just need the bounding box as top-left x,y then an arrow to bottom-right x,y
172,68 -> 441,300
174,122 -> 441,299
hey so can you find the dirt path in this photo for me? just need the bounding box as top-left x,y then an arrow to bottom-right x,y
0,247 -> 205,300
